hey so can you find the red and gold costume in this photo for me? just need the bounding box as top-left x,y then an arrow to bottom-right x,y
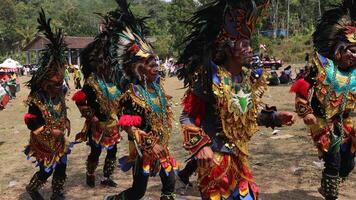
118,83 -> 177,176
73,74 -> 121,148
292,54 -> 356,154
25,93 -> 70,169
180,64 -> 272,200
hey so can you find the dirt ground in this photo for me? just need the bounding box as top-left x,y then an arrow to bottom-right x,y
0,72 -> 355,200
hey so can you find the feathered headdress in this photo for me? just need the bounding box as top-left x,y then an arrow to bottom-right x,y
81,0 -> 155,86
177,0 -> 270,87
27,9 -> 68,91
313,0 -> 356,60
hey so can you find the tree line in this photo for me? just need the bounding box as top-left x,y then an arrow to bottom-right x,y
0,0 -> 342,63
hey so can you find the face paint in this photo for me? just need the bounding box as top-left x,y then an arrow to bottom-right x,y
42,65 -> 65,95
227,38 -> 253,67
345,26 -> 356,43
336,44 -> 356,70
143,57 -> 159,83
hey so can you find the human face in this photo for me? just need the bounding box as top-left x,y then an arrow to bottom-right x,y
142,57 -> 159,83
45,75 -> 64,95
42,67 -> 64,95
335,44 -> 356,70
229,39 -> 253,67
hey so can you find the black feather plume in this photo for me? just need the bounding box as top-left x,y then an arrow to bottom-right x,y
313,0 -> 356,59
177,0 -> 269,87
343,0 -> 356,21
27,8 -> 67,91
81,0 -> 150,88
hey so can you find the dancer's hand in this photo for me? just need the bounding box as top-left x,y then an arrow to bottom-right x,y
196,146 -> 218,168
91,116 -> 99,123
91,116 -> 100,132
276,111 -> 296,126
152,144 -> 166,159
52,129 -> 64,137
303,114 -> 317,125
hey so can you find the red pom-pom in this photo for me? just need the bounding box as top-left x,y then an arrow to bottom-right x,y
290,79 -> 310,99
72,91 -> 86,103
24,113 -> 37,124
118,115 -> 142,126
343,124 -> 353,134
182,92 -> 206,126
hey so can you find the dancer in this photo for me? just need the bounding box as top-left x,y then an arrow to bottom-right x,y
24,9 -> 71,200
104,1 -> 176,199
71,5 -> 124,188
291,1 -> 356,199
177,0 -> 295,199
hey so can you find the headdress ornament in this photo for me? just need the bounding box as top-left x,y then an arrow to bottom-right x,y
27,9 -> 68,91
313,0 -> 356,60
177,0 -> 270,87
81,0 -> 155,85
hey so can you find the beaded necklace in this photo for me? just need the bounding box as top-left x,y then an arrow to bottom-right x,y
137,82 -> 168,136
323,64 -> 352,152
43,94 -> 66,120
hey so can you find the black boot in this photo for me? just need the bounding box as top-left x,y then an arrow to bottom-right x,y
160,193 -> 176,200
101,177 -> 117,187
50,176 -> 66,200
101,158 -> 117,187
86,173 -> 95,188
26,172 -> 45,200
319,173 -> 340,200
104,192 -> 126,200
178,171 -> 193,187
86,159 -> 98,188
177,159 -> 196,187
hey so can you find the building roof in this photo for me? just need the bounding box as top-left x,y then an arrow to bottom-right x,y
23,35 -> 94,51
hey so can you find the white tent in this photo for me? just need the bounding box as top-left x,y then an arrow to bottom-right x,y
0,58 -> 22,72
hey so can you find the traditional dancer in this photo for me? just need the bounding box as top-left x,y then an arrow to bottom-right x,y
24,9 -> 71,200
71,5 -> 124,188
177,1 -> 296,199
291,1 -> 356,199
104,1 -> 177,199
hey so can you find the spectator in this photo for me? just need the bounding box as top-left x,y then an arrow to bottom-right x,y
64,66 -> 70,89
73,67 -> 82,89
279,65 -> 292,84
268,70 -> 280,86
305,52 -> 310,66
0,82 -> 8,110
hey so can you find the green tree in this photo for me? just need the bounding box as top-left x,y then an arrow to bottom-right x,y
0,0 -> 20,55
167,0 -> 198,56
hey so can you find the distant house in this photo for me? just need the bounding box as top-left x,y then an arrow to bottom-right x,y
260,29 -> 288,38
23,35 -> 94,66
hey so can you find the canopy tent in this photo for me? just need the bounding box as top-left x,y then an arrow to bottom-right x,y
0,58 -> 22,72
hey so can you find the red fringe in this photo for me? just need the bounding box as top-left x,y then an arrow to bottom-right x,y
24,113 -> 37,124
290,79 -> 310,99
118,115 -> 142,126
72,91 -> 86,103
182,91 -> 206,126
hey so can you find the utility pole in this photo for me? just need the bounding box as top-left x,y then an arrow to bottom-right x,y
318,0 -> 321,18
272,0 -> 279,39
286,0 -> 290,38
